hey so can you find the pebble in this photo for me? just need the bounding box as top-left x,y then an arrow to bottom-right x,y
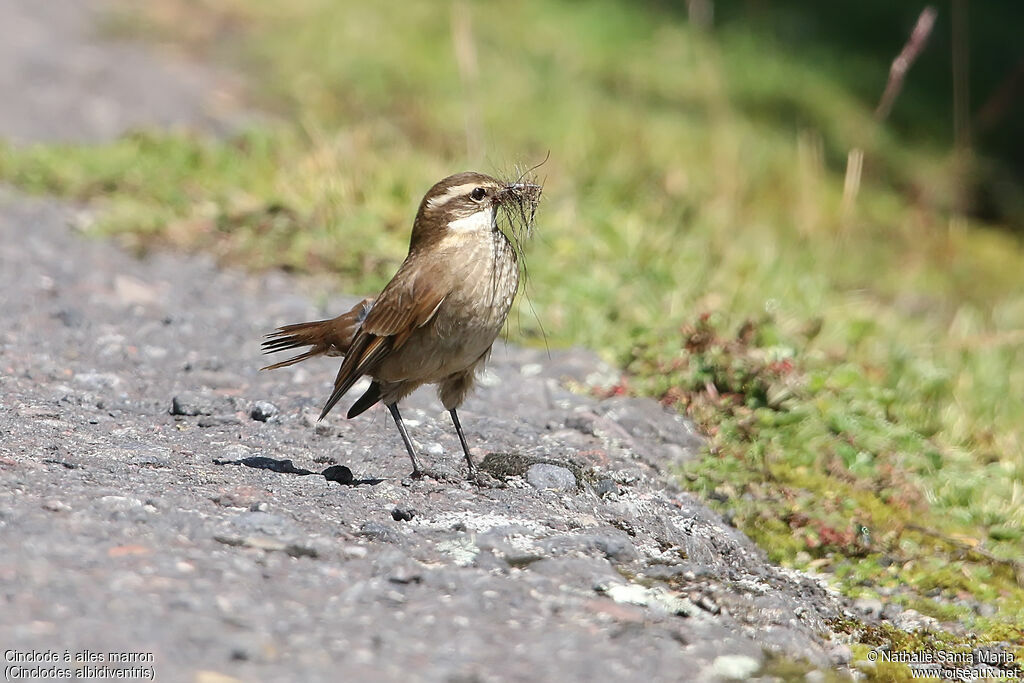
828,643 -> 852,666
249,401 -> 279,422
170,392 -> 218,416
391,508 -> 415,522
976,602 -> 997,618
525,463 -> 577,491
697,595 -> 721,615
73,371 -> 122,390
708,654 -> 761,681
501,548 -> 545,568
891,608 -> 938,632
853,597 -> 883,619
604,583 -> 650,606
341,545 -> 369,560
590,534 -> 638,563
132,447 -> 172,468
323,465 -> 354,485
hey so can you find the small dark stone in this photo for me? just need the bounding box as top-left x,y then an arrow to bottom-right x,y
52,308 -> 84,327
323,465 -> 354,485
391,507 -> 414,522
43,458 -> 80,470
388,568 -> 423,584
881,602 -> 904,622
708,488 -> 730,503
284,542 -> 320,559
594,478 -> 618,497
591,534 -> 638,563
249,401 -> 279,422
697,595 -> 721,615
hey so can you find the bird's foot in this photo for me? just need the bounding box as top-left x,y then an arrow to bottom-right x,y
403,463 -> 460,484
467,468 -> 503,488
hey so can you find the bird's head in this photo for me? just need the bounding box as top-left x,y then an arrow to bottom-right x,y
410,171 -> 542,251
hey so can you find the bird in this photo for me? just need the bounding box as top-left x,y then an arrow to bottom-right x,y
261,171 -> 541,478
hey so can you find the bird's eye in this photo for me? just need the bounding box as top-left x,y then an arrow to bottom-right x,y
470,187 -> 487,202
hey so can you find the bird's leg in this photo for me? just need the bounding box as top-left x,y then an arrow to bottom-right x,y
387,403 -> 423,477
449,408 -> 477,474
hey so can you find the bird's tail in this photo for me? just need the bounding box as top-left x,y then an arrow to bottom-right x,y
261,297 -> 373,371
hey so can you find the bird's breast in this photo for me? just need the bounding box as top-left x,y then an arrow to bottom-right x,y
375,230 -> 519,384
435,228 -> 519,332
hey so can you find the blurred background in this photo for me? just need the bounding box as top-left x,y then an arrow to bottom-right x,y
2,0 -> 1022,644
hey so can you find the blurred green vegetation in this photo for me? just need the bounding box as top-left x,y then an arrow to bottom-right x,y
708,0 -> 1024,224
1,0 -> 1022,671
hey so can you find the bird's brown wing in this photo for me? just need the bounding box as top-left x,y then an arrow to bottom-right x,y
318,262 -> 450,420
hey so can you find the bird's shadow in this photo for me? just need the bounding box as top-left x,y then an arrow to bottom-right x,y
212,456 -> 383,486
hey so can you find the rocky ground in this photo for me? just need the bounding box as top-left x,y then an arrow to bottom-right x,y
0,1 -> 867,681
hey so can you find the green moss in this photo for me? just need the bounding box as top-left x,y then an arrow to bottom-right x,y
629,315 -> 1024,636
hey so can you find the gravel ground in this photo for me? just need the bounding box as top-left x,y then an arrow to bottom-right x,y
0,2 -> 865,681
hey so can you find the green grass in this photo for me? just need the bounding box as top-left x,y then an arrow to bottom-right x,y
3,0 -> 1023,668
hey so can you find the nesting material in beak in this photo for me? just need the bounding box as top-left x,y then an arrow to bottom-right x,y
496,178 -> 543,254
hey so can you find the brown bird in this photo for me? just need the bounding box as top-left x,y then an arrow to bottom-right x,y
262,171 -> 541,478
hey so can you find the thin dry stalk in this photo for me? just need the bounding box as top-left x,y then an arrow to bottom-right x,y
875,7 -> 938,122
840,147 -> 864,220
842,6 -> 937,222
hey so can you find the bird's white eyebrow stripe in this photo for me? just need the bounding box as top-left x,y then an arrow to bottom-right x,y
426,183 -> 482,209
